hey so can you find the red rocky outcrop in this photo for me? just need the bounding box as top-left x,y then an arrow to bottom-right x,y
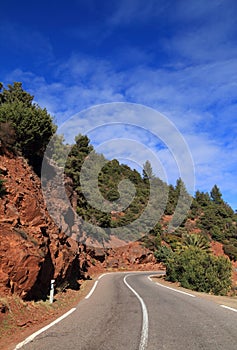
0,154 -> 163,300
85,241 -> 164,274
0,154 -> 85,300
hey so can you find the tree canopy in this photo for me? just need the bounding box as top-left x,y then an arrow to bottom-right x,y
0,82 -> 56,171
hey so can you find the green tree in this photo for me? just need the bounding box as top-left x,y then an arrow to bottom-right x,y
210,185 -> 223,205
195,190 -> 211,206
165,184 -> 176,215
0,82 -> 33,106
65,134 -> 93,184
169,178 -> 192,228
189,191 -> 211,219
142,160 -> 154,180
0,82 -> 56,171
47,134 -> 70,167
194,185 -> 235,244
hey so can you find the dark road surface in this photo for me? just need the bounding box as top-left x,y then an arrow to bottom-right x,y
16,271 -> 237,350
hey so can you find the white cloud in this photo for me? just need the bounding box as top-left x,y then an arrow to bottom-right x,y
5,2 -> 237,208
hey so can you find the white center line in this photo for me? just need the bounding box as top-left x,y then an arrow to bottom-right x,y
124,275 -> 149,350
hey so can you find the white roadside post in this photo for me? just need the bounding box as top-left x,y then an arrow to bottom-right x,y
50,279 -> 55,304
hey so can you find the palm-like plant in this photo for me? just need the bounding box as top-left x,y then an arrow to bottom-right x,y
175,233 -> 210,253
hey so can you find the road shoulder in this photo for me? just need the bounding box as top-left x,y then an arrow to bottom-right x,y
150,275 -> 237,310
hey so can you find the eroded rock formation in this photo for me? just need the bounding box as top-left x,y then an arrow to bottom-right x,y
0,155 -> 85,300
0,154 -> 161,300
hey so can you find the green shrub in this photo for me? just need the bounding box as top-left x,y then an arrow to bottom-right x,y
175,233 -> 210,253
162,233 -> 181,250
154,245 -> 174,263
223,244 -> 237,261
165,248 -> 232,295
210,225 -> 225,242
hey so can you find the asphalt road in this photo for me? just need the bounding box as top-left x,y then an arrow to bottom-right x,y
17,271 -> 237,350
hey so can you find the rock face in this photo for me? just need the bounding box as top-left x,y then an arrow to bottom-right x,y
0,154 -> 84,300
0,154 -> 162,300
85,241 -> 164,274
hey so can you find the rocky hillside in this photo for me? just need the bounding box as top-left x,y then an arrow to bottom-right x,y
0,151 -> 236,302
0,153 -> 162,301
1,83 -> 236,302
0,153 -> 87,300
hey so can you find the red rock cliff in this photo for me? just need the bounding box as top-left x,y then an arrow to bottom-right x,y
0,153 -> 163,301
0,154 -> 85,300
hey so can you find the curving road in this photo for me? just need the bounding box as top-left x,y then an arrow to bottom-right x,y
16,272 -> 237,350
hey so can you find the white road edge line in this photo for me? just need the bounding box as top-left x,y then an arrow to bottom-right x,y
98,272 -> 108,280
85,272 -> 109,299
147,276 -> 153,283
14,307 -> 76,349
148,276 -> 196,298
85,280 -> 98,299
156,282 -> 196,297
124,275 -> 148,350
220,305 -> 237,313
15,272 -> 108,348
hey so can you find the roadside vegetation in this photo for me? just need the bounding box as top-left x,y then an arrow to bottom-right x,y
155,234 -> 232,295
0,82 -> 56,173
0,82 -> 237,295
166,247 -> 232,295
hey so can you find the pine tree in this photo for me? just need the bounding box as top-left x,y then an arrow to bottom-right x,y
0,82 -> 56,172
210,185 -> 223,205
142,160 -> 154,180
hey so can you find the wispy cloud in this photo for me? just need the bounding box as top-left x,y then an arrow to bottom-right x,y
7,47 -> 237,208
3,0 -> 237,208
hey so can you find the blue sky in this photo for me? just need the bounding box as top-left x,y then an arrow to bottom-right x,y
1,0 -> 237,210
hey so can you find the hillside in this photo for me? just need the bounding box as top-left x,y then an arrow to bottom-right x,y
0,153 -> 163,299
0,82 -> 237,302
0,150 -> 237,349
0,153 -> 86,300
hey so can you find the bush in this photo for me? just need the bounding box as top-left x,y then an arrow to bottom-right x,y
162,233 -> 181,250
223,244 -> 237,261
154,245 -> 174,263
210,225 -> 225,242
165,248 -> 232,295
